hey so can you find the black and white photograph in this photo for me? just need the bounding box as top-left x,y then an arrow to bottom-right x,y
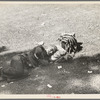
0,1 -> 100,97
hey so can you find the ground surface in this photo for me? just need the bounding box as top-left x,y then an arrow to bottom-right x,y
0,3 -> 100,94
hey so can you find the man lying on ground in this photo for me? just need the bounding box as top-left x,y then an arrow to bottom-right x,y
0,43 -> 49,82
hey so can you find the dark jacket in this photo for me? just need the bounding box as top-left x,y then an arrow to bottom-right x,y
28,45 -> 49,67
1,45 -> 49,81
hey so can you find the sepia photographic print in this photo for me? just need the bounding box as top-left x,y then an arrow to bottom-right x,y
0,1 -> 100,99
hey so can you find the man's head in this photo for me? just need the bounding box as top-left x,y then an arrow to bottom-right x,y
46,45 -> 57,56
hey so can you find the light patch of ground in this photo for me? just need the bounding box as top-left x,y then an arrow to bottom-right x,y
89,75 -> 100,92
0,90 -> 12,94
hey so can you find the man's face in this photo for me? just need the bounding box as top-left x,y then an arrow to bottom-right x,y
47,48 -> 54,56
47,46 -> 57,56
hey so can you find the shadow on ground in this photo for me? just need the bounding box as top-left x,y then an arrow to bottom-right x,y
0,50 -> 100,94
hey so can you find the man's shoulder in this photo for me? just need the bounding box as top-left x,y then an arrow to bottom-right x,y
34,45 -> 45,53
